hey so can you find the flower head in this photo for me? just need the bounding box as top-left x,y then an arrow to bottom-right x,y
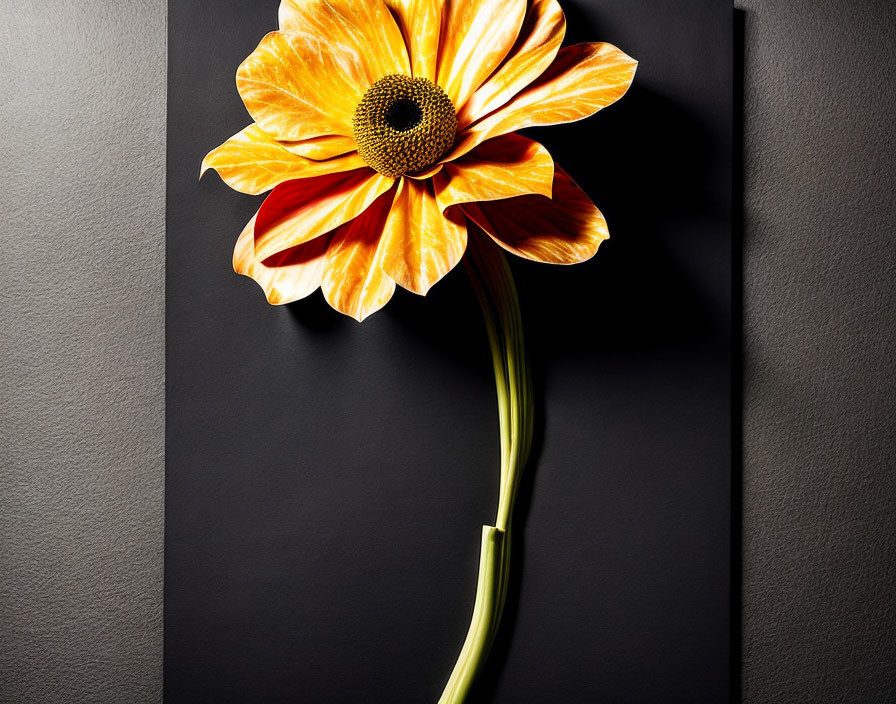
203,0 -> 637,320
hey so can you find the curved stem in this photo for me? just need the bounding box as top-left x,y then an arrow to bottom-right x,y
438,234 -> 533,704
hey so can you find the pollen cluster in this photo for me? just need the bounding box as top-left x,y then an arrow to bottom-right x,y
352,75 -> 457,178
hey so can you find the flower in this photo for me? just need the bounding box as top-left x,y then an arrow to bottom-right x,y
203,0 -> 637,320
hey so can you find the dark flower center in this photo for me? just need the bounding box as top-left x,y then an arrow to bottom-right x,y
352,75 -> 457,178
385,98 -> 423,132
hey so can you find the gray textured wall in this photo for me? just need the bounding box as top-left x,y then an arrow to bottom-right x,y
0,0 -> 165,702
0,1 -> 892,702
740,1 -> 896,701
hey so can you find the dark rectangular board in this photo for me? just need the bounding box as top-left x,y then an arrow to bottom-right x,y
166,0 -> 732,701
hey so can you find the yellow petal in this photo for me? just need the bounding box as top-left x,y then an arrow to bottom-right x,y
450,42 -> 637,159
238,1 -> 409,141
380,178 -> 467,295
321,190 -> 398,321
384,0 -> 444,81
462,167 -> 608,264
433,134 -> 554,212
283,135 -> 357,161
457,0 -> 565,129
233,212 -> 330,305
436,0 -> 526,109
277,0 -> 409,80
254,169 -> 395,261
201,124 -> 366,195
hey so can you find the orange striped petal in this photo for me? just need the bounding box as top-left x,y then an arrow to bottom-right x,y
254,169 -> 394,261
201,124 -> 366,195
457,0 -> 565,129
461,167 -> 608,264
436,0 -> 526,109
238,1 -> 409,141
380,178 -> 467,295
277,0 -> 409,79
450,42 -> 637,160
283,135 -> 357,161
233,212 -> 330,305
321,190 -> 398,321
385,0 -> 444,81
433,134 -> 554,212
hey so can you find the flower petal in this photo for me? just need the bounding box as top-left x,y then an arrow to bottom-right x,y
433,134 -> 554,212
238,1 -> 409,141
254,169 -> 395,261
384,0 -> 444,81
283,135 -> 358,161
461,167 -> 608,264
436,0 -> 526,109
450,42 -> 637,159
322,189 -> 398,321
379,178 -> 467,295
233,212 -> 330,305
277,0 -> 409,79
456,0 -> 565,129
201,125 -> 366,195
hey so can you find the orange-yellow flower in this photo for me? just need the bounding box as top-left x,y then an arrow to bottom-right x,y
203,0 -> 637,320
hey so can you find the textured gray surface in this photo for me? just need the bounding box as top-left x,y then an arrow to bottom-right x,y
739,0 -> 896,701
0,0 -> 166,702
1,0 -> 894,702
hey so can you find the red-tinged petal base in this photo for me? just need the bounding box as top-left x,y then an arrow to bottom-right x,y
254,169 -> 394,261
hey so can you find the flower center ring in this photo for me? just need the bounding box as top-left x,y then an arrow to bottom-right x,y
352,74 -> 457,177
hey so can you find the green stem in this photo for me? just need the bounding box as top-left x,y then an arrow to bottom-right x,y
438,234 -> 533,704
